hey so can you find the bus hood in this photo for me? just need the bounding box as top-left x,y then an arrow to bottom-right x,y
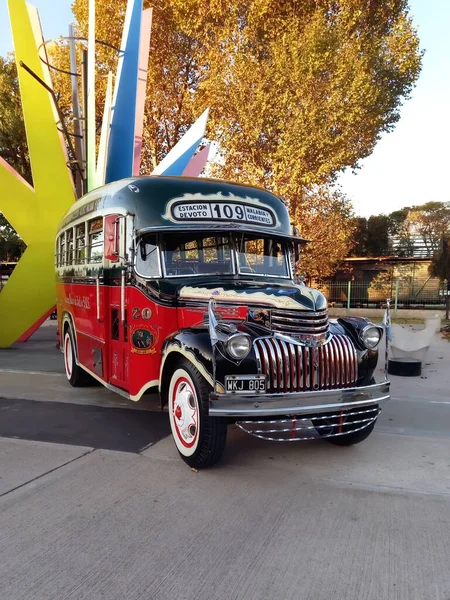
177,281 -> 327,312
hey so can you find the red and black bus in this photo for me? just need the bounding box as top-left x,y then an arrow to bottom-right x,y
56,176 -> 390,468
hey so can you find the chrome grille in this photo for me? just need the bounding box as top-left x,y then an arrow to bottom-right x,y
254,335 -> 357,393
270,308 -> 329,336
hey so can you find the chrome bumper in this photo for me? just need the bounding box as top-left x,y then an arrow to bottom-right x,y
209,381 -> 390,418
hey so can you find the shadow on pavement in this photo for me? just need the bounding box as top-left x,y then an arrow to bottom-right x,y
0,397 -> 171,452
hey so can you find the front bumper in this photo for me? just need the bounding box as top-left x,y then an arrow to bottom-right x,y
209,380 -> 390,418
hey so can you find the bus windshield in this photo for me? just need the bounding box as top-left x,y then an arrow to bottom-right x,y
163,233 -> 234,277
236,234 -> 289,277
136,232 -> 291,278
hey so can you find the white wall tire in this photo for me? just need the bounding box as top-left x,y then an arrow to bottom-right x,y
169,369 -> 200,457
167,360 -> 228,468
64,331 -> 74,381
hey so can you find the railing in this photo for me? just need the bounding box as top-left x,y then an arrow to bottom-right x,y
316,278 -> 448,309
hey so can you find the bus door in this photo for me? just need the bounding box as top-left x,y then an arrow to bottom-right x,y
109,298 -> 129,388
105,214 -> 130,390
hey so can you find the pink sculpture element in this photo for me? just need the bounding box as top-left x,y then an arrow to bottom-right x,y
182,144 -> 211,177
0,156 -> 34,190
17,306 -> 54,342
133,8 -> 153,176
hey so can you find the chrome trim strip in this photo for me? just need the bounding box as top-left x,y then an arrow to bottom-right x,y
273,338 -> 284,390
288,342 -> 296,391
328,337 -> 336,388
258,340 -> 270,382
312,347 -> 319,391
271,315 -> 328,325
296,344 -> 302,393
254,341 -> 262,375
209,381 -> 390,417
333,336 -> 342,387
271,309 -> 328,318
279,339 -> 290,392
347,335 -> 358,385
351,337 -> 358,383
304,345 -> 310,390
265,339 -> 277,391
271,323 -> 329,333
319,345 -> 325,389
340,336 -> 348,385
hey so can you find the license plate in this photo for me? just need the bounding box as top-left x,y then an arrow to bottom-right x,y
225,375 -> 266,394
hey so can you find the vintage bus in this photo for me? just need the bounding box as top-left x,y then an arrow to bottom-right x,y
56,176 -> 390,468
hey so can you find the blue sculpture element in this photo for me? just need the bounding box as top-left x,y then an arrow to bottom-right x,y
105,0 -> 143,183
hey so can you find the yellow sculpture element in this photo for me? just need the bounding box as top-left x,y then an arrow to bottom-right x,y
0,0 -> 75,347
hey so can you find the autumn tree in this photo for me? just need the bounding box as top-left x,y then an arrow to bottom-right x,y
0,213 -> 26,262
69,0 -> 421,275
2,0 -> 422,276
348,217 -> 369,257
349,215 -> 392,257
0,55 -> 31,184
430,237 -> 450,318
293,187 -> 355,279
406,201 -> 450,255
387,207 -> 414,256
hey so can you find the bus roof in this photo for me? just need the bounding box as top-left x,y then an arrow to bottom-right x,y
59,176 -> 305,241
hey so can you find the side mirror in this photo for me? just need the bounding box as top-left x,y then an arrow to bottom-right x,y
104,214 -> 119,262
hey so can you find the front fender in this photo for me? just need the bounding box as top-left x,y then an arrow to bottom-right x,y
331,317 -> 383,384
160,329 -> 217,392
160,327 -> 261,395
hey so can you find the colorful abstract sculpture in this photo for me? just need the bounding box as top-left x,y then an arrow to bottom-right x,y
0,0 -> 211,348
0,0 -> 75,348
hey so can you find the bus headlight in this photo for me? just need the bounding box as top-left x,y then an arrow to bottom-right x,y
226,334 -> 251,360
361,326 -> 382,349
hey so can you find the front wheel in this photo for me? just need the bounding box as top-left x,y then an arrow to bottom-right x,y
168,360 -> 227,468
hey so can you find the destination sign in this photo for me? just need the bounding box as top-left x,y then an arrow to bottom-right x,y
170,201 -> 276,227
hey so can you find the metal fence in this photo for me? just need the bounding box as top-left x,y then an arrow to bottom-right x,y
316,278 -> 448,309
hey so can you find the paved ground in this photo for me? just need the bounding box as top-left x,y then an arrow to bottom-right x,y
1,321 -> 449,441
0,320 -> 450,599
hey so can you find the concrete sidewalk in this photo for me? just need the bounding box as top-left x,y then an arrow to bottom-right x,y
1,320 -> 450,599
1,430 -> 450,600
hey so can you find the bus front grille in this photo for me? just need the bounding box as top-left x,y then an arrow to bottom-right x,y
254,335 -> 358,393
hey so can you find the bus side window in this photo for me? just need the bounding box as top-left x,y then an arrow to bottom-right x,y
75,223 -> 86,264
60,233 -> 66,266
57,234 -> 64,267
66,228 -> 74,265
136,236 -> 160,277
88,217 -> 104,263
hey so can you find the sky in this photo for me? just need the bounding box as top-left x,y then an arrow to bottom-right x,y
0,0 -> 449,218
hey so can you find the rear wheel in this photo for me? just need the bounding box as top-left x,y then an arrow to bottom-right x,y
325,420 -> 376,446
313,405 -> 379,446
168,359 -> 227,468
63,326 -> 92,387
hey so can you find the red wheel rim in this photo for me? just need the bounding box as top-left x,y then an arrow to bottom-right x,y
171,376 -> 199,449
